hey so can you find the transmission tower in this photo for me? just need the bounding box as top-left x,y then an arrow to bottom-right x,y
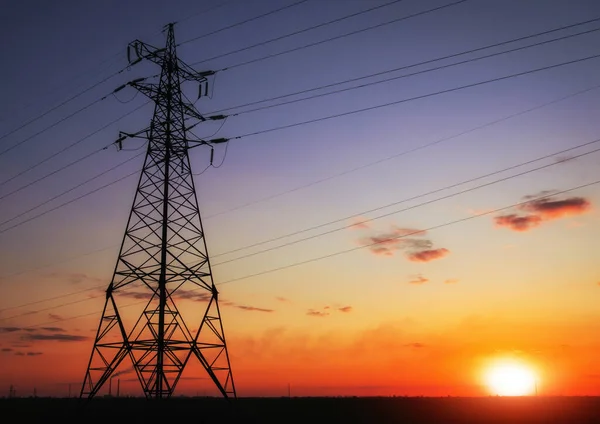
81,23 -> 235,400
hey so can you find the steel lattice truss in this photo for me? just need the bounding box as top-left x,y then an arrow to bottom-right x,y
81,24 -> 235,399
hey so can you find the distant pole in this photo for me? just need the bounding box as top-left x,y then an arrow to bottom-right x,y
33,387 -> 37,398
117,379 -> 120,398
109,378 -> 112,397
68,383 -> 71,398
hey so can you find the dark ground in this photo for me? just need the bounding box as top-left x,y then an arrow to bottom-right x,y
1,396 -> 599,423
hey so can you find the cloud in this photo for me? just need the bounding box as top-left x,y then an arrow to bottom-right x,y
358,226 -> 433,256
1,347 -> 13,352
48,313 -> 64,321
307,309 -> 329,317
174,289 -> 212,303
338,306 -> 353,313
407,248 -> 450,263
444,279 -> 459,284
40,327 -> 65,332
119,291 -> 152,300
405,342 -> 425,348
15,350 -> 43,357
22,333 -> 88,342
235,305 -> 274,313
494,214 -> 542,231
522,196 -> 591,219
120,288 -> 274,314
0,327 -> 21,333
495,194 -> 591,232
275,296 -> 290,303
408,275 -> 428,285
177,290 -> 274,313
120,288 -> 213,303
357,225 -> 449,262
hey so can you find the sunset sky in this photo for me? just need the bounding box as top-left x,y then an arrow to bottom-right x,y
1,0 -> 600,398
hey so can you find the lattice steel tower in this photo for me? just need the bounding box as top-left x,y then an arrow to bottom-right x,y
81,23 -> 236,399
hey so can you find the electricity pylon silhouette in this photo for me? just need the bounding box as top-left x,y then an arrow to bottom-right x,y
81,23 -> 235,400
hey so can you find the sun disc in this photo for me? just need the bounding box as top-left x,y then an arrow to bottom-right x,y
484,360 -> 537,396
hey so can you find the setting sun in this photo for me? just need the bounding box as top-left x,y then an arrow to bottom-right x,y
484,360 -> 538,396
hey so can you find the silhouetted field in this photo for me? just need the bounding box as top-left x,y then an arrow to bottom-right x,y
1,396 -> 599,423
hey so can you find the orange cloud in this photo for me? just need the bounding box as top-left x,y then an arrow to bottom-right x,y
235,305 -> 274,313
405,342 -> 425,348
522,196 -> 591,219
357,225 -> 448,262
409,275 -> 428,285
307,309 -> 329,317
407,248 -> 450,263
494,214 -> 542,231
338,306 -> 353,313
444,279 -> 459,284
495,195 -> 591,232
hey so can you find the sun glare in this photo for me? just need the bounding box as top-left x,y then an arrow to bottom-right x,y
484,359 -> 537,396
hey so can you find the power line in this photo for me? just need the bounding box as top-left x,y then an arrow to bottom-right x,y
0,244 -> 117,284
178,0 -> 310,46
0,66 -> 128,146
210,143 -> 600,265
204,82 -> 600,218
206,16 -> 600,115
0,296 -> 101,322
0,168 -> 140,236
16,178 -> 600,329
4,13 -> 594,200
5,53 -> 124,125
230,53 -> 600,140
0,152 -> 144,228
0,73 -> 156,161
190,0 -> 405,65
215,180 -> 600,286
0,97 -> 107,158
0,146 -> 110,202
230,26 -> 600,117
4,137 -> 598,316
0,101 -> 151,192
0,55 -> 596,237
203,0 -> 469,70
0,285 -> 100,313
2,1 -> 229,134
5,20 -> 596,195
1,79 -> 592,287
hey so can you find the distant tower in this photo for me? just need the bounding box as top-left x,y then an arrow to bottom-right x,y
80,23 -> 235,400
